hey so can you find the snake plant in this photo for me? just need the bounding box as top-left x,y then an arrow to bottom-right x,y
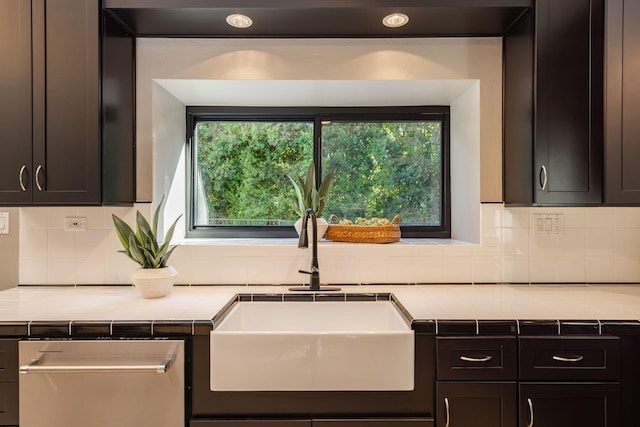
288,162 -> 334,218
112,196 -> 182,269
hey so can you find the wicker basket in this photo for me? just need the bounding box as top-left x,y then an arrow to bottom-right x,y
325,215 -> 401,244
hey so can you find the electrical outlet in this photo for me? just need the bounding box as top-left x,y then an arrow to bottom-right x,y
532,213 -> 564,235
64,217 -> 87,231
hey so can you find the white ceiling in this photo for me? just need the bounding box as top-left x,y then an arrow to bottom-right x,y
154,79 -> 477,107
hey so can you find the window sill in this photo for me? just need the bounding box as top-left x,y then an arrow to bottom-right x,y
178,238 -> 476,246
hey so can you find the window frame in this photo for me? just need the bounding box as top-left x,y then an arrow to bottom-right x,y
186,106 -> 451,239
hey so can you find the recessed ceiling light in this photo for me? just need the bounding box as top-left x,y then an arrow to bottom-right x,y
382,13 -> 409,28
226,14 -> 253,29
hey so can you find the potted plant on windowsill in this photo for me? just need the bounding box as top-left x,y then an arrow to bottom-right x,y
112,196 -> 182,299
288,162 -> 334,240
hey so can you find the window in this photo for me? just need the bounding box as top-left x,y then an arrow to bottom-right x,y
187,107 -> 450,238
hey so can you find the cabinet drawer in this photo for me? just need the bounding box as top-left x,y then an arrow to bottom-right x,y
0,340 -> 18,383
519,336 -> 620,381
0,382 -> 18,426
190,421 -> 310,427
314,419 -> 434,427
437,337 -> 517,380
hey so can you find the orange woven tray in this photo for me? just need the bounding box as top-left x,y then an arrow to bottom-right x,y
325,215 -> 401,244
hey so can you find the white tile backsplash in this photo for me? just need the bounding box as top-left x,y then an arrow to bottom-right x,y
17,203 -> 640,285
501,228 -> 530,256
585,256 -> 615,282
557,229 -> 586,257
586,207 -> 616,228
501,208 -> 530,228
585,229 -> 615,257
615,207 -> 640,228
556,256 -> 586,282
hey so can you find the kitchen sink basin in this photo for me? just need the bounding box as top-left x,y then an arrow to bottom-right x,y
210,300 -> 414,391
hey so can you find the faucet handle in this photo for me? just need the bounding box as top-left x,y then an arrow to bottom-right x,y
298,269 -> 318,276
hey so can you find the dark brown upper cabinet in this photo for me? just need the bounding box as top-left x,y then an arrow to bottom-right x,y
503,0 -> 604,206
605,0 -> 640,204
0,0 -> 134,206
0,0 -> 32,205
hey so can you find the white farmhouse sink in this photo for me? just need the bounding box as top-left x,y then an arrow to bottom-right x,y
210,301 -> 414,391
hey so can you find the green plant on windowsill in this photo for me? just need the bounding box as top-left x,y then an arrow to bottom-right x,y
288,162 -> 334,240
288,162 -> 334,218
111,196 -> 183,298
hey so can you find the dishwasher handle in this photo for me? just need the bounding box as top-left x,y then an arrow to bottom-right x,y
19,343 -> 178,375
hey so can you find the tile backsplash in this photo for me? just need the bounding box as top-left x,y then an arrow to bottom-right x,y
18,204 -> 640,285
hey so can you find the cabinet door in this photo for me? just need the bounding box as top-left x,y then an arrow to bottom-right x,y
534,0 -> 603,205
32,0 -> 101,205
190,421 -> 310,427
520,383 -> 620,427
314,419 -> 434,427
102,11 -> 135,206
436,382 -> 517,427
605,0 -> 640,203
0,0 -> 32,205
0,383 -> 19,426
503,9 -> 534,206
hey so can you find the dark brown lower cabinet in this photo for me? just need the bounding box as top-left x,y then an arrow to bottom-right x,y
313,419 -> 434,426
190,421 -> 309,427
0,383 -> 18,426
190,420 -> 434,427
436,382 -> 516,427
519,383 -> 620,427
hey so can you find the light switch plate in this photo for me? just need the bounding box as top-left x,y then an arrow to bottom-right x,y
0,212 -> 9,234
532,213 -> 563,235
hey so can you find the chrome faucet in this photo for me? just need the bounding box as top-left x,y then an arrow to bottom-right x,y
290,208 -> 340,292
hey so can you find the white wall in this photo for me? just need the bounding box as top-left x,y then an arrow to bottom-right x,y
450,83 -> 481,243
135,38 -> 503,203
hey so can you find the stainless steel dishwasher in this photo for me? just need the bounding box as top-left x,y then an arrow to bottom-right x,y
19,340 -> 184,427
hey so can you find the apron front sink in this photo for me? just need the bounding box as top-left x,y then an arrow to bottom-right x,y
210,300 -> 414,391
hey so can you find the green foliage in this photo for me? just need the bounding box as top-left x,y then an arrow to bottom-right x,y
288,162 -> 334,217
112,196 -> 182,268
195,122 -> 313,223
194,119 -> 442,226
322,121 -> 442,224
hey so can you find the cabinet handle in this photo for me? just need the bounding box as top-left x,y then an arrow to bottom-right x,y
19,165 -> 27,191
20,343 -> 178,374
459,354 -> 492,362
539,165 -> 548,190
552,354 -> 584,362
527,398 -> 534,427
35,165 -> 43,191
444,397 -> 450,427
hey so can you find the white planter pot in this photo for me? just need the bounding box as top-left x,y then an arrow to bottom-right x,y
294,217 -> 329,241
131,266 -> 178,299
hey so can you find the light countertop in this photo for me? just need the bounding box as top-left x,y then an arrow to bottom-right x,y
0,284 -> 639,322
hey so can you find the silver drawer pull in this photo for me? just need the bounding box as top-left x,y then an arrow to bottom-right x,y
20,343 -> 177,374
527,398 -> 534,427
460,355 -> 492,362
552,354 -> 584,363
